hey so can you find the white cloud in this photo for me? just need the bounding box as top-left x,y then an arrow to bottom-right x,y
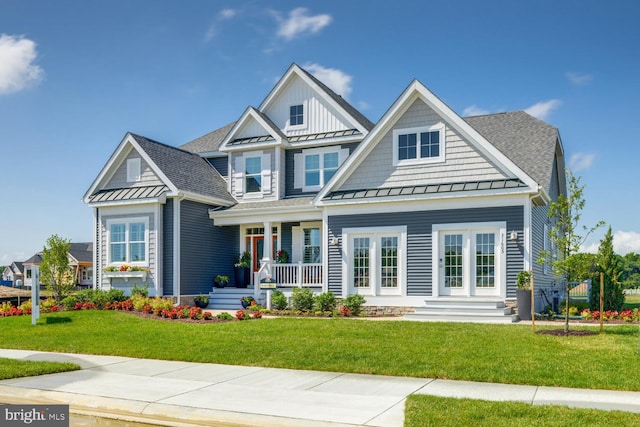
0,34 -> 43,94
462,105 -> 491,117
566,72 -> 593,85
524,99 -> 561,120
276,8 -> 332,40
205,8 -> 239,42
569,152 -> 596,172
613,231 -> 640,255
0,251 -> 26,266
304,63 -> 352,100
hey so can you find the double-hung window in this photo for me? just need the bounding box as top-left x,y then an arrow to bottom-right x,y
245,156 -> 262,194
303,227 -> 321,263
295,147 -> 348,192
393,123 -> 445,165
107,217 -> 148,265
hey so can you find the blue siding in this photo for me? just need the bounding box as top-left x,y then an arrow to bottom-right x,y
179,200 -> 238,295
285,142 -> 360,197
163,199 -> 174,296
280,222 -> 295,257
327,206 -> 524,297
206,156 -> 228,178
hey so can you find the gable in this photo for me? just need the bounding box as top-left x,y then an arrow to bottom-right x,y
103,148 -> 163,190
339,98 -> 511,192
262,76 -> 357,137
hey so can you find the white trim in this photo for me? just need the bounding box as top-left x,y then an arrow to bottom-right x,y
342,226 -> 407,297
392,123 -> 445,166
432,222 -> 507,299
93,207 -> 99,290
297,146 -> 347,192
155,202 -> 163,296
524,197 -> 532,270
105,216 -> 150,267
219,107 -> 286,152
286,100 -> 308,131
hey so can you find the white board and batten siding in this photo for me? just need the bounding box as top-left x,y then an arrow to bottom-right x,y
263,78 -> 354,136
340,99 -> 510,191
104,150 -> 162,190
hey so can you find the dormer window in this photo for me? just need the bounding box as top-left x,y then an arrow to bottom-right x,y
393,123 -> 445,166
245,156 -> 262,193
290,104 -> 304,126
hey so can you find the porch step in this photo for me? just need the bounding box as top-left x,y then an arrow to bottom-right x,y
207,287 -> 263,311
404,298 -> 518,324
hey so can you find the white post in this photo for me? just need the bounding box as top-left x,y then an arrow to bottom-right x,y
262,221 -> 273,264
31,266 -> 40,325
297,261 -> 303,287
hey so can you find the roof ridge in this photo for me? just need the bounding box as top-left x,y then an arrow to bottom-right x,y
129,133 -> 200,157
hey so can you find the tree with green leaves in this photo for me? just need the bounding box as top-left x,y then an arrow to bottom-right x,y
40,234 -> 75,304
540,170 -> 604,335
589,226 -> 624,311
621,252 -> 640,289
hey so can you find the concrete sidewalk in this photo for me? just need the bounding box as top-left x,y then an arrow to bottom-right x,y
1,349 -> 640,427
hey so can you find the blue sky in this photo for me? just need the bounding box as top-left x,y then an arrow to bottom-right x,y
1,0 -> 639,265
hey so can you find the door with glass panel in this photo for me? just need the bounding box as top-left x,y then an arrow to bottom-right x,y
350,234 -> 401,296
438,229 -> 500,297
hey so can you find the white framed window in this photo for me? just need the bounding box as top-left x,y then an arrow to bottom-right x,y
290,104 -> 304,126
393,123 -> 445,166
233,151 -> 272,198
343,226 -> 406,296
291,221 -> 322,264
294,146 -> 349,191
127,158 -> 141,182
107,217 -> 149,266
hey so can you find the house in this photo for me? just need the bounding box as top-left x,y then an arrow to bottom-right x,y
83,63 -> 565,320
1,262 -> 24,287
22,243 -> 94,288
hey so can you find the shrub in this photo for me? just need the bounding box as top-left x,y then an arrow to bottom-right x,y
106,288 -> 127,302
131,295 -> 150,312
271,289 -> 288,310
314,291 -> 336,312
216,312 -> 234,320
149,297 -> 174,312
342,294 -> 366,316
60,296 -> 78,311
131,283 -> 149,298
291,287 -> 314,311
40,298 -> 58,313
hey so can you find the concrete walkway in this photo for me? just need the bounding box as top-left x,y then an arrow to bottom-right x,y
1,349 -> 640,426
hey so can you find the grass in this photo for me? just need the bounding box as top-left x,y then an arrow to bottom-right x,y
0,357 -> 79,380
624,293 -> 640,309
405,395 -> 640,426
0,310 -> 639,391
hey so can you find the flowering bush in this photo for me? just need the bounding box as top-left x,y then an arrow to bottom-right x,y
276,250 -> 289,264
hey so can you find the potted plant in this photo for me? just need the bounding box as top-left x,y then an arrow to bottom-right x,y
516,270 -> 533,320
213,275 -> 229,288
240,295 -> 256,309
194,294 -> 209,309
234,251 -> 251,288
276,250 -> 289,264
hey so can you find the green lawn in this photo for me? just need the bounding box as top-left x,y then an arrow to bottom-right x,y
405,395 -> 640,427
0,357 -> 78,380
624,293 -> 640,309
1,310 -> 639,391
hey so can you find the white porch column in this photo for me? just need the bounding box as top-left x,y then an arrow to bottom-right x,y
262,221 -> 272,263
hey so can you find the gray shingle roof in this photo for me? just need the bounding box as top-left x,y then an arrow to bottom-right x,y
463,111 -> 560,194
131,134 -> 236,204
69,242 -> 93,263
298,66 -> 375,132
180,122 -> 236,154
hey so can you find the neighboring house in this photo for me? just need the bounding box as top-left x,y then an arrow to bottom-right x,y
22,243 -> 94,288
1,262 -> 24,287
84,63 -> 565,319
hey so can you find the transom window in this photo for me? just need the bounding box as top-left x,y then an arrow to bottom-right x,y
393,123 -> 445,165
290,104 -> 304,126
245,156 -> 262,193
107,217 -> 148,265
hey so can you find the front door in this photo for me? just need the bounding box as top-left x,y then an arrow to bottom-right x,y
438,227 -> 502,297
245,235 -> 278,272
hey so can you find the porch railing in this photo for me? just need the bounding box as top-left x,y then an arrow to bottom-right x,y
254,262 -> 323,288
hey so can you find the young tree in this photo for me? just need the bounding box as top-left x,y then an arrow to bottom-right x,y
590,226 -> 624,311
40,234 -> 75,304
541,170 -> 604,335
